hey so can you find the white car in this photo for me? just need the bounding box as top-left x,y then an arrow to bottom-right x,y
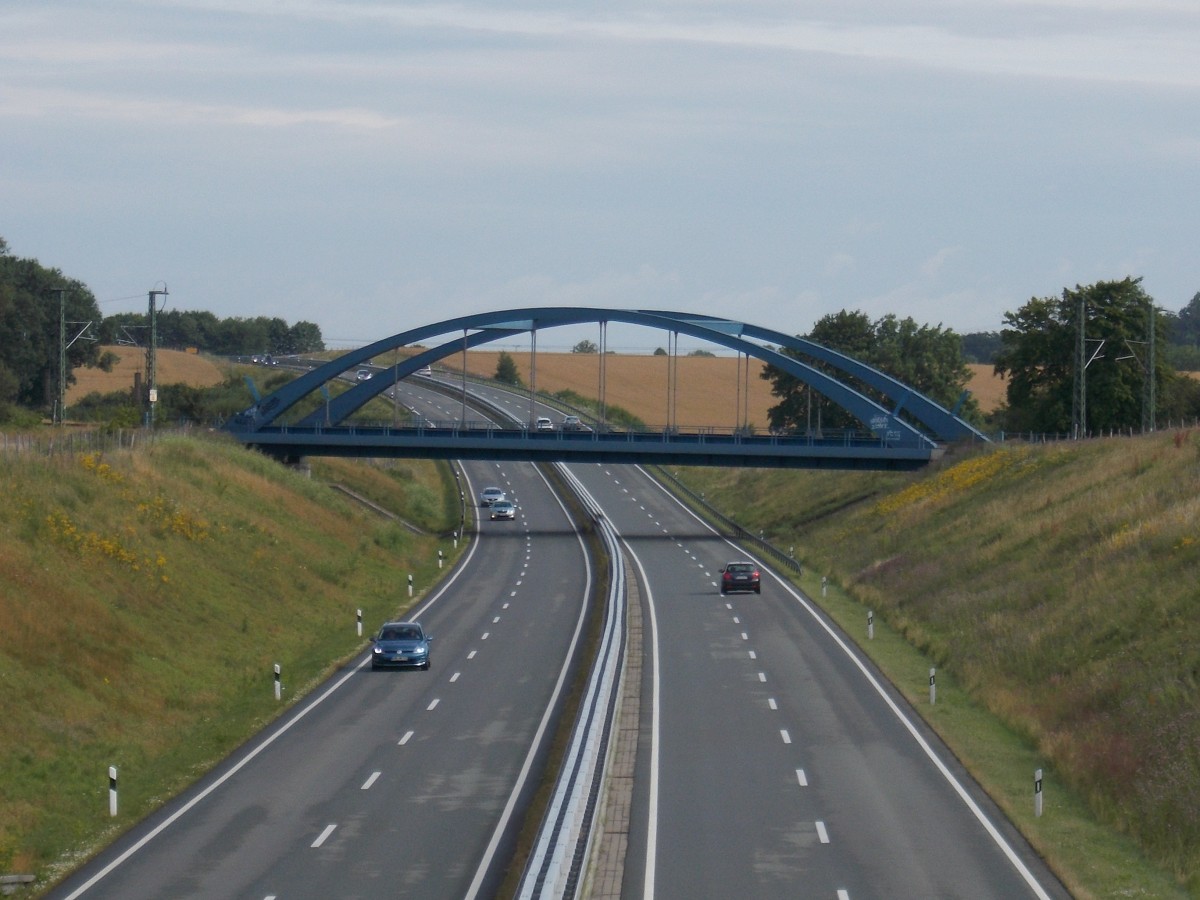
490,500 -> 516,520
535,416 -> 554,431
417,365 -> 433,376
479,487 -> 507,507
355,368 -> 372,381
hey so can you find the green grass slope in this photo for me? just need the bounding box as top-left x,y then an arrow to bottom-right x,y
675,432 -> 1200,897
0,434 -> 461,891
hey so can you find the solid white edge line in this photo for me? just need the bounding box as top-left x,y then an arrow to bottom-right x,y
462,462 -> 594,900
61,508 -> 488,899
624,539 -> 662,900
636,464 -> 1055,900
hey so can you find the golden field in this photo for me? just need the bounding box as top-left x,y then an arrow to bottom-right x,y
430,352 -> 1006,427
67,346 -> 1008,421
68,346 -> 225,404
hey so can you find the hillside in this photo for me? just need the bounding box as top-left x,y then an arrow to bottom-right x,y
674,433 -> 1199,896
0,436 -> 459,891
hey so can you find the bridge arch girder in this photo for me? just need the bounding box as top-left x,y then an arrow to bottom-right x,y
233,307 -> 981,447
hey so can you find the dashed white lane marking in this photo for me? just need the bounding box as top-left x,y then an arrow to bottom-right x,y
732,616 -> 740,624
768,698 -> 777,710
781,729 -> 792,744
837,890 -> 850,899
361,771 -> 381,790
502,602 -> 510,609
725,603 -> 733,610
467,650 -> 477,659
796,769 -> 808,787
398,730 -> 413,745
816,821 -> 830,844
493,616 -> 501,623
749,651 -> 757,660
311,824 -> 337,848
481,632 -> 490,640
450,672 -> 461,683
758,673 -> 767,682
426,698 -> 440,711
741,632 -> 749,641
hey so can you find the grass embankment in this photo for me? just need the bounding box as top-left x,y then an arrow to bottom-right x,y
673,433 -> 1200,897
0,435 -> 462,892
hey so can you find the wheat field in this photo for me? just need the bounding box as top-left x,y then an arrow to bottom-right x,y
68,346 -> 1007,421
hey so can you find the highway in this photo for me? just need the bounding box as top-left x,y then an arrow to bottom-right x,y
459,377 -> 1069,898
49,440 -> 594,898
50,370 -> 1068,899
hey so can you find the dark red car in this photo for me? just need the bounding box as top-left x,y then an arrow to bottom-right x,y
720,561 -> 761,595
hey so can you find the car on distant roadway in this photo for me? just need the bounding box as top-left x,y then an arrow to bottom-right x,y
417,365 -> 433,376
370,621 -> 432,670
561,415 -> 590,432
479,486 -> 507,507
535,416 -> 554,431
356,368 -> 372,381
490,499 -> 516,520
720,561 -> 761,594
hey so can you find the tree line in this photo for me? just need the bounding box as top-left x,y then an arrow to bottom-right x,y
0,238 -> 323,424
761,277 -> 1200,437
5,237 -> 1200,434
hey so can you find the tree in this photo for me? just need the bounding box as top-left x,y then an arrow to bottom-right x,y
760,310 -> 978,434
572,339 -> 598,354
993,277 -> 1174,433
0,237 -> 107,417
495,351 -> 523,386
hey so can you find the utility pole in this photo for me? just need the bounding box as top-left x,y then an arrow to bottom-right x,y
146,284 -> 168,426
53,288 -> 68,425
1144,302 -> 1156,433
1072,291 -> 1086,439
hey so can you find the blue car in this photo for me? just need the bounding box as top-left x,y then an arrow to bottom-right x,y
371,621 -> 432,670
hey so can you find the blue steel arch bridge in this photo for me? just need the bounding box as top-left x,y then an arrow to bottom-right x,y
226,307 -> 988,470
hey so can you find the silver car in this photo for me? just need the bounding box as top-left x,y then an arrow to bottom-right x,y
490,499 -> 516,520
479,486 -> 507,507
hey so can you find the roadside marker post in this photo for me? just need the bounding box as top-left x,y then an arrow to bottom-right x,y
868,610 -> 874,640
108,766 -> 118,817
821,576 -> 827,597
929,668 -> 937,705
438,549 -> 444,569
408,574 -> 414,597
274,663 -> 281,701
356,608 -> 362,638
1035,769 -> 1044,817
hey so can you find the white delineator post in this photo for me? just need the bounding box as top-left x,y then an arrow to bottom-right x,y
868,610 -> 874,640
108,766 -> 118,817
356,608 -> 363,637
274,663 -> 281,701
438,549 -> 444,569
408,574 -> 413,597
929,668 -> 936,705
1035,769 -> 1044,817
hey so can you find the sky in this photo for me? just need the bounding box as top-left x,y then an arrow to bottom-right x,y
2,1 -> 1198,353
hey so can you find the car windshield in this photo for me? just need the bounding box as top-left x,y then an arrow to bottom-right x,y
728,563 -> 753,573
381,626 -> 421,641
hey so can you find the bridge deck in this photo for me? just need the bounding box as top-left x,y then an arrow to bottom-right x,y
230,423 -> 941,471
